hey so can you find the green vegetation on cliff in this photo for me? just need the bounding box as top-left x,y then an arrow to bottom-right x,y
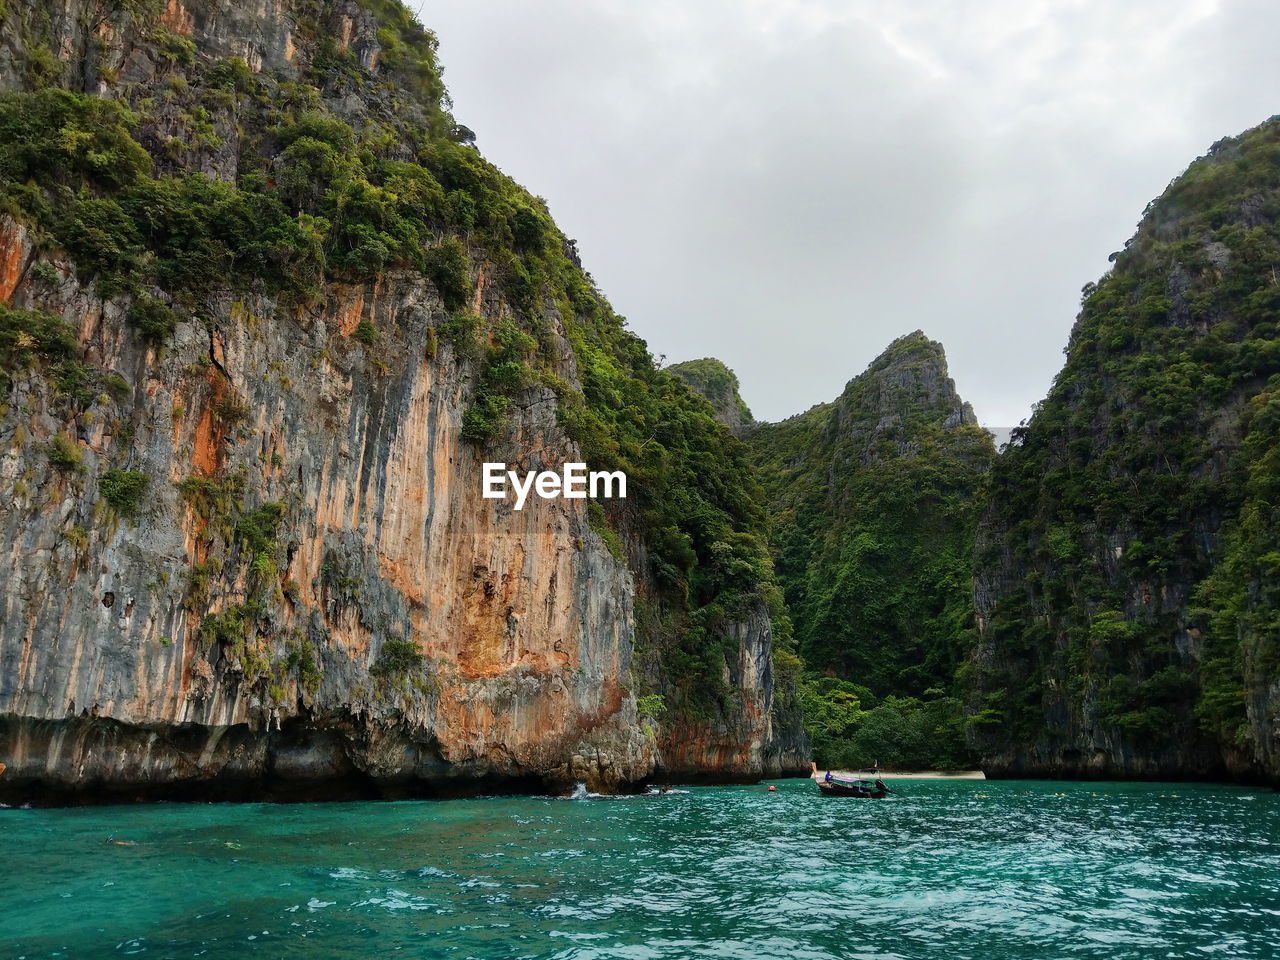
0,303 -> 93,402
748,333 -> 996,769
0,0 -> 795,738
971,117 -> 1280,779
666,358 -> 753,431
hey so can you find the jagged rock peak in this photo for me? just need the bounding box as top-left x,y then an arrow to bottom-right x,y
667,357 -> 755,435
744,328 -> 996,705
832,331 -> 978,441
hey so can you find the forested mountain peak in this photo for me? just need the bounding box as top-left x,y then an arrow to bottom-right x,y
666,357 -> 754,434
826,330 -> 978,451
747,332 -> 995,770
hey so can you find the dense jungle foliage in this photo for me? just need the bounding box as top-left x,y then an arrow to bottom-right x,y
0,0 -> 794,727
747,333 -> 996,769
667,358 -> 754,427
971,117 -> 1280,770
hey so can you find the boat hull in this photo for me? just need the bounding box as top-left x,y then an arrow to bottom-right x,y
815,781 -> 889,799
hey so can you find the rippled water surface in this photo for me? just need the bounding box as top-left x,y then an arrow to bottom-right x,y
4,778 -> 1279,959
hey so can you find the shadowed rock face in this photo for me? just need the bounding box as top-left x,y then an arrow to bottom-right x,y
0,0 -> 807,803
968,118 -> 1280,786
652,597 -> 807,782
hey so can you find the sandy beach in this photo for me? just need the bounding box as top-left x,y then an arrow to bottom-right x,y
819,770 -> 987,780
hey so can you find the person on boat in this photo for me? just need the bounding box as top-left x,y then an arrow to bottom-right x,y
824,770 -> 833,783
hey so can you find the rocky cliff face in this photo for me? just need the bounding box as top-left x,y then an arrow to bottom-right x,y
749,332 -> 994,696
969,118 -> 1280,785
0,228 -> 651,801
0,0 -> 806,803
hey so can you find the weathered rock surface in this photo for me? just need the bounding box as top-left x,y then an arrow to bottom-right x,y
0,0 -> 807,803
968,119 -> 1280,785
652,597 -> 807,781
0,222 -> 650,800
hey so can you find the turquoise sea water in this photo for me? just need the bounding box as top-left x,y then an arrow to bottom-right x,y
3,778 -> 1278,959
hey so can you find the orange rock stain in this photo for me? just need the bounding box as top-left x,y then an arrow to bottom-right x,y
0,217 -> 27,303
160,0 -> 194,35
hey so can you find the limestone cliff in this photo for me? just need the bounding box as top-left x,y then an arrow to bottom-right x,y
749,332 -> 994,696
667,358 -> 754,436
970,118 -> 1280,785
0,0 -> 807,803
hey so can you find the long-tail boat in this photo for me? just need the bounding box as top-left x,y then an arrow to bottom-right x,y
811,762 -> 891,798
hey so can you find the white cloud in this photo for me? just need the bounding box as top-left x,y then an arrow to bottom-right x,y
413,0 -> 1277,425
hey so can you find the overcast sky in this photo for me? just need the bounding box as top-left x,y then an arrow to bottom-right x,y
411,0 -> 1279,426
